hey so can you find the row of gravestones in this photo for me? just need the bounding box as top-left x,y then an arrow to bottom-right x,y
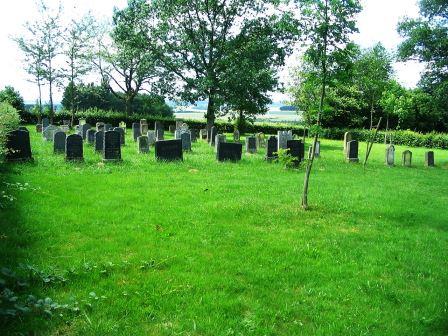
343,132 -> 437,167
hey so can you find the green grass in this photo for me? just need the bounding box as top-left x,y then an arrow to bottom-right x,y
1,126 -> 447,335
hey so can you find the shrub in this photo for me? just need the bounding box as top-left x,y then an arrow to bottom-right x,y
0,102 -> 20,156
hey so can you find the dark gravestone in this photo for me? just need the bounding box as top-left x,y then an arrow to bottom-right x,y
114,127 -> 125,145
42,117 -> 49,129
18,126 -> 28,132
217,142 -> 242,162
181,132 -> 192,151
79,124 -> 91,140
94,131 -> 104,152
425,151 -> 435,167
138,136 -> 149,154
156,128 -> 164,141
287,140 -> 302,165
169,125 -> 176,133
103,130 -> 122,162
402,150 -> 412,167
246,136 -> 257,154
346,140 -> 359,162
215,134 -> 226,152
266,136 -> 278,160
5,130 -> 32,162
132,122 -> 141,141
65,134 -> 83,161
233,130 -> 240,142
190,129 -> 198,142
155,139 -> 183,161
53,131 -> 66,154
209,126 -> 217,145
200,129 -> 207,140
104,124 -> 113,131
86,129 -> 96,145
155,121 -> 163,134
36,124 -> 43,133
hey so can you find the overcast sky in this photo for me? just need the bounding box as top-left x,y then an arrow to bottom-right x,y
0,0 -> 424,104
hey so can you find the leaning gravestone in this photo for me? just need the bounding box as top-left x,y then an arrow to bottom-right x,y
138,136 -> 149,154
42,125 -> 60,141
5,130 -> 33,162
246,136 -> 257,154
209,126 -> 217,146
113,127 -> 125,145
65,134 -> 83,161
287,140 -> 302,165
155,139 -> 183,161
132,122 -> 141,142
233,130 -> 240,142
94,131 -> 104,152
103,130 -> 122,162
217,142 -> 242,162
53,131 -> 66,154
385,145 -> 395,166
266,136 -> 278,160
42,117 -> 50,129
402,150 -> 412,167
343,132 -> 352,154
346,140 -> 359,162
86,129 -> 96,145
147,131 -> 156,146
277,130 -> 292,150
36,124 -> 43,133
181,132 -> 192,151
215,134 -> 226,152
79,124 -> 91,140
425,151 -> 435,167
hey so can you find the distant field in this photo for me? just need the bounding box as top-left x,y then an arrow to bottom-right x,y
1,126 -> 447,335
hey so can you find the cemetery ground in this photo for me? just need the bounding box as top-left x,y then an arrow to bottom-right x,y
1,126 -> 448,336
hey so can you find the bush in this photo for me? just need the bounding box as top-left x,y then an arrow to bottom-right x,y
0,102 -> 20,156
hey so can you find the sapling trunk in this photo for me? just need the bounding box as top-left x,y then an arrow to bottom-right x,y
363,117 -> 382,168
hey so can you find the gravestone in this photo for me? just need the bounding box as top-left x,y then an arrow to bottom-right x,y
140,119 -> 147,126
402,150 -> 412,167
175,120 -> 183,129
138,136 -> 149,154
42,117 -> 49,129
346,140 -> 359,162
42,125 -> 60,141
86,129 -> 96,145
287,140 -> 302,165
53,131 -> 66,154
104,123 -> 113,132
190,129 -> 198,142
425,151 -> 435,167
155,121 -> 163,134
181,131 -> 192,151
18,126 -> 29,132
132,122 -> 141,141
62,119 -> 71,127
78,119 -> 86,126
5,130 -> 32,162
103,130 -> 122,162
233,130 -> 240,142
278,130 -> 292,150
169,125 -> 176,133
215,134 -> 226,152
174,129 -> 182,139
94,131 -> 104,152
113,127 -> 125,145
209,126 -> 217,146
200,129 -> 207,140
156,128 -> 164,141
266,136 -> 278,160
60,125 -> 70,133
140,121 -> 148,135
36,124 -> 43,133
79,124 -> 91,140
256,133 -> 265,148
217,142 -> 242,162
343,132 -> 352,154
385,145 -> 395,166
96,122 -> 105,132
65,134 -> 83,161
147,131 -> 156,146
246,136 -> 257,154
155,139 -> 183,161
119,121 -> 127,132
308,141 -> 321,159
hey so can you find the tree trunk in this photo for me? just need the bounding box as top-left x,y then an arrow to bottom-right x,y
37,77 -> 42,124
49,79 -> 54,124
206,91 -> 216,141
369,95 -> 374,130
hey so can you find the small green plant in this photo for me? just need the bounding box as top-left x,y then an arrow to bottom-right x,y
275,148 -> 298,169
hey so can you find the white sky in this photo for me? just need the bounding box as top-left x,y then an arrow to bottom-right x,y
0,0 -> 424,104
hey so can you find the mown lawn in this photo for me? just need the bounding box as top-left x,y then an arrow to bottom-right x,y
1,126 -> 447,335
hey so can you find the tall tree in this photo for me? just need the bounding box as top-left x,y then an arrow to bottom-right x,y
149,0 -> 294,130
63,14 -> 96,124
94,0 -> 162,117
297,0 -> 361,210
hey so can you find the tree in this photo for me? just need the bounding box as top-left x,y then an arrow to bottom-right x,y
63,14 -> 96,124
149,0 -> 294,130
297,0 -> 362,209
0,86 -> 26,116
397,0 -> 448,130
94,0 -> 162,117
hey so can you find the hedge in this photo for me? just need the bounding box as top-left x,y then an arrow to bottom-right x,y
21,108 -> 448,149
0,102 -> 20,156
